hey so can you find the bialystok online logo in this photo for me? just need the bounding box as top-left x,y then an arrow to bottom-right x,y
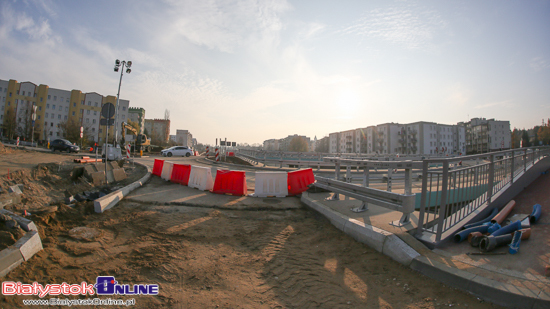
2,276 -> 159,298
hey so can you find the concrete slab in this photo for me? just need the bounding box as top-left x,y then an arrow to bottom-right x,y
0,193 -> 21,209
95,172 -> 151,213
113,168 -> 127,182
0,209 -> 37,232
90,171 -> 106,186
468,274 -> 539,309
14,230 -> 43,261
8,185 -> 22,195
0,247 -> 24,278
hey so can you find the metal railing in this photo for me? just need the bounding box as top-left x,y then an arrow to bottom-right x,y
416,147 -> 550,244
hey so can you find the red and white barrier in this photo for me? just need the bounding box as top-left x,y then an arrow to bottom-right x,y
206,146 -> 209,157
212,170 -> 247,196
215,148 -> 219,162
252,171 -> 288,197
126,144 -> 131,159
287,168 -> 314,196
171,164 -> 192,185
161,161 -> 175,181
188,165 -> 214,191
152,159 -> 164,177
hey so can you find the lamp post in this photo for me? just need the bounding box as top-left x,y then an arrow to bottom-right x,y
113,59 -> 132,147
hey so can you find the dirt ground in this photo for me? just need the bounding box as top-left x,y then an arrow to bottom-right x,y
0,145 -> 503,308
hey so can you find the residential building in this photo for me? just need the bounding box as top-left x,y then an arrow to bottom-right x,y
144,119 -> 170,143
263,139 -> 279,151
460,118 -> 511,153
176,129 -> 193,148
328,121 -> 466,155
0,79 -> 129,143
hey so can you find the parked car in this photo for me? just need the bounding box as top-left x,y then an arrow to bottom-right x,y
161,146 -> 193,157
50,139 -> 80,153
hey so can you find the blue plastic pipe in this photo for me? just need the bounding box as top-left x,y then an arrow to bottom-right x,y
453,224 -> 490,243
463,208 -> 498,229
509,230 -> 522,254
490,220 -> 521,237
530,204 -> 542,224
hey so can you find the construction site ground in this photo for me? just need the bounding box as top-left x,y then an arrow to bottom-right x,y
0,144 -> 505,308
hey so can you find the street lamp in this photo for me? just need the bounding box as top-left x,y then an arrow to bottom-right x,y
113,59 -> 132,147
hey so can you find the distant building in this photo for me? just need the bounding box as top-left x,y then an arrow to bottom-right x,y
169,135 -> 177,143
459,118 -> 511,153
144,119 -> 170,143
328,121 -> 466,155
0,78 -> 129,143
128,107 -> 145,134
263,139 -> 279,151
175,129 -> 193,148
262,134 -> 312,151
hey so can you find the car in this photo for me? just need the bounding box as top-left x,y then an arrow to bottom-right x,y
161,146 -> 193,157
51,139 -> 80,153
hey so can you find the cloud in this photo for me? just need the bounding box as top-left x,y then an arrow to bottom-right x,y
530,57 -> 550,72
340,2 -> 447,51
0,2 -> 60,44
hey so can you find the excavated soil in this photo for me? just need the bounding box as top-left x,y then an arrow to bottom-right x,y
0,147 -> 502,308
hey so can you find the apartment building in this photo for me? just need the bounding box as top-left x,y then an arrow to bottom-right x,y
460,118 -> 511,153
0,79 -> 129,143
263,135 -> 312,151
328,121 -> 467,155
176,129 -> 193,148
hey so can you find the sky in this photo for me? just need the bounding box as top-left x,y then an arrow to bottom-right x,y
1,0 -> 549,145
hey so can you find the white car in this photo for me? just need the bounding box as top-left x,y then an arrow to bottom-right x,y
161,146 -> 193,157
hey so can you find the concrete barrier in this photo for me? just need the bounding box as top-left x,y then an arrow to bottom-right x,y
95,166 -> 151,213
252,171 -> 288,197
188,165 -> 214,191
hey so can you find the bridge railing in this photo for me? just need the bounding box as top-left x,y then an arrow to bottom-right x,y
415,147 -> 550,245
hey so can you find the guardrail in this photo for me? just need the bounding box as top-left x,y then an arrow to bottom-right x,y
416,147 -> 550,246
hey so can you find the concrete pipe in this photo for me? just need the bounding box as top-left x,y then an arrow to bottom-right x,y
469,232 -> 485,247
490,200 -> 516,224
530,204 -> 542,224
463,208 -> 498,230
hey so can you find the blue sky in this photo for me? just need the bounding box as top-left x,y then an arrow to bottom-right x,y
1,0 -> 549,144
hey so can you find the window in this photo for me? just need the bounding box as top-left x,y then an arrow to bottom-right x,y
64,116 -> 67,120
48,95 -> 51,99
40,97 -> 43,102
66,98 -> 69,103
94,111 -> 97,116
99,129 -> 102,133
92,128 -> 95,132
52,104 -> 56,109
45,122 -> 47,126
54,96 -> 57,100
122,106 -> 126,111
38,115 -> 41,120
9,92 -> 12,97
58,115 -> 61,119
51,123 -> 53,127
73,102 -> 76,107
93,119 -> 96,124
72,112 -> 75,116
34,93 -> 37,97
50,132 -> 52,136
22,91 -> 25,96
95,102 -> 98,107
46,113 -> 49,118
86,110 -> 90,115
59,106 -> 62,111
47,103 -> 50,109
56,132 -> 59,136
16,90 -> 19,95
60,97 -> 63,102
65,107 -> 68,112
86,119 -> 89,123
88,101 -> 91,106
81,100 -> 84,105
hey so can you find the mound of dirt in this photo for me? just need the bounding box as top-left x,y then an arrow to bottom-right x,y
0,142 -> 12,154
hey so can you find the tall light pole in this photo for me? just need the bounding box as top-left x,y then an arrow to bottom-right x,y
113,59 -> 132,147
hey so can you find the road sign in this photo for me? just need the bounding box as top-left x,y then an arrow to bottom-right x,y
80,126 -> 83,133
100,118 -> 115,126
220,141 -> 226,146
80,132 -> 83,138
101,103 -> 115,119
232,142 -> 236,147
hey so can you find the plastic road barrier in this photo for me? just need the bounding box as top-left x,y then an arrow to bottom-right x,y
212,170 -> 247,196
252,172 -> 288,197
171,164 -> 192,185
287,168 -> 315,196
227,152 -> 235,157
152,159 -> 165,177
161,161 -> 175,181
206,146 -> 209,156
188,165 -> 214,191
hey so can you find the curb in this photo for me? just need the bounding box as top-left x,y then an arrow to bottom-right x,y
94,162 -> 151,213
300,192 -> 420,266
0,210 -> 43,278
300,192 -> 550,309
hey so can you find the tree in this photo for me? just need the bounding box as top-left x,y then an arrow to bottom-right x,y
127,119 -> 140,134
2,110 -> 17,140
537,126 -> 550,145
58,119 -> 92,145
511,128 -> 521,148
288,136 -> 308,152
521,130 -> 531,147
315,136 -> 329,153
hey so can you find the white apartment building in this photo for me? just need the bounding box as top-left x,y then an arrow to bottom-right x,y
461,118 -> 511,153
328,121 -> 467,155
